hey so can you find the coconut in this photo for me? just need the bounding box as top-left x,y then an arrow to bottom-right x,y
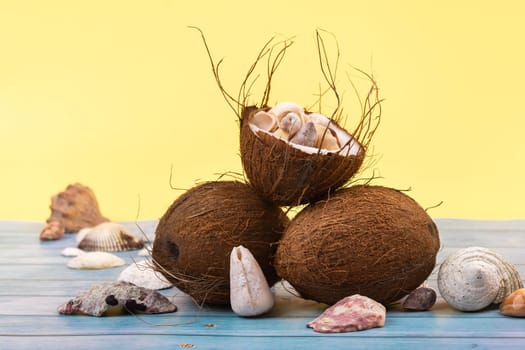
275,185 -> 440,305
152,181 -> 289,305
240,104 -> 366,206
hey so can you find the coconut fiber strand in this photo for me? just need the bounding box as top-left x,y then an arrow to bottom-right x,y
152,181 -> 289,305
275,185 -> 440,305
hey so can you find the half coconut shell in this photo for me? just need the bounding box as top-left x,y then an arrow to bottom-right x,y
240,106 -> 365,206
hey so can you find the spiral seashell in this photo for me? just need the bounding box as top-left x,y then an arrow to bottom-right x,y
438,246 -> 523,311
290,122 -> 317,147
250,111 -> 277,132
77,222 -> 144,252
278,112 -> 303,137
268,101 -> 304,121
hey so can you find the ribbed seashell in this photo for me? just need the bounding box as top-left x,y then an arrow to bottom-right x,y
290,122 -> 317,148
313,124 -> 340,151
67,251 -> 125,270
268,101 -> 304,120
438,246 -> 523,311
118,259 -> 172,290
230,245 -> 274,317
250,111 -> 277,132
77,222 -> 144,252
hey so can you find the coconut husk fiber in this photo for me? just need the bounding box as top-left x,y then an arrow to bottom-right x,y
275,185 -> 440,305
240,106 -> 365,206
152,181 -> 289,305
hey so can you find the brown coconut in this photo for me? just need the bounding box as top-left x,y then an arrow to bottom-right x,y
275,185 -> 440,305
152,181 -> 289,305
47,183 -> 109,233
240,105 -> 365,206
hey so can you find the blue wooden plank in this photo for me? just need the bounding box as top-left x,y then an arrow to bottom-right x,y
2,334 -> 525,350
1,314 -> 524,338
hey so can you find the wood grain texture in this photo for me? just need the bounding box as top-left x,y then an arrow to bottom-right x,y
0,219 -> 524,349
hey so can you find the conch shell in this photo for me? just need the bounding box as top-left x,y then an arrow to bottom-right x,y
229,245 -> 274,317
438,246 -> 523,311
47,183 -> 109,233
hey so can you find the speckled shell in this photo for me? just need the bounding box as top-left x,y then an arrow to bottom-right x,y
438,246 -> 523,311
77,222 -> 144,252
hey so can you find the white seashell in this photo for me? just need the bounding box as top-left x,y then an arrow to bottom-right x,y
313,124 -> 340,151
118,259 -> 172,290
278,112 -> 303,137
61,247 -> 85,257
305,112 -> 331,126
273,128 -> 290,141
438,246 -> 523,311
67,251 -> 125,270
77,222 -> 144,252
230,245 -> 274,317
250,111 -> 277,131
268,101 -> 304,120
290,122 -> 317,147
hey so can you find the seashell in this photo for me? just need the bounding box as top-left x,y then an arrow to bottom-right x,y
273,128 -> 290,141
118,259 -> 172,290
290,122 -> 317,147
230,245 -> 274,317
438,246 -> 523,311
40,220 -> 65,241
57,281 -> 177,316
305,112 -> 331,127
47,183 -> 109,233
250,110 -> 277,132
77,222 -> 144,252
403,287 -> 437,311
278,112 -> 304,137
268,101 -> 304,120
67,251 -> 125,270
307,294 -> 386,333
61,247 -> 85,257
499,288 -> 525,317
313,124 -> 340,151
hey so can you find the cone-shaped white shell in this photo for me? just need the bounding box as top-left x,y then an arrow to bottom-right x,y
438,246 -> 523,311
230,245 -> 274,317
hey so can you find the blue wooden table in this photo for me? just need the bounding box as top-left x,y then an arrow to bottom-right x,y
1,219 -> 524,349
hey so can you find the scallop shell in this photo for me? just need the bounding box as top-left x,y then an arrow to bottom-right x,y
230,245 -> 274,317
118,259 -> 172,290
77,222 -> 144,252
437,246 -> 523,311
67,251 -> 125,270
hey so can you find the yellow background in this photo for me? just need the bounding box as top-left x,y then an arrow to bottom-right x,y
1,0 -> 524,221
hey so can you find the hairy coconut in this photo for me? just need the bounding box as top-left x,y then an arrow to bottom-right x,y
275,185 -> 440,305
240,105 -> 365,206
152,181 -> 288,305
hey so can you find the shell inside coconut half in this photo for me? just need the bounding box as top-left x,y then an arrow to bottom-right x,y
240,102 -> 365,206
